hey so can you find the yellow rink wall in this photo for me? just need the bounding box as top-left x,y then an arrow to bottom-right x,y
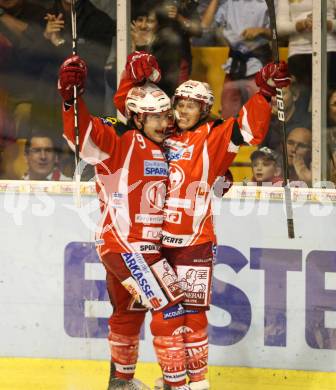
1,358 -> 336,390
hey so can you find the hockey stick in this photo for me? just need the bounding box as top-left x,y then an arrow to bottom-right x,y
265,0 -> 295,239
70,0 -> 81,207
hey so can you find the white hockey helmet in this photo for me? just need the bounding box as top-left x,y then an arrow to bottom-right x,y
125,82 -> 171,121
173,80 -> 214,116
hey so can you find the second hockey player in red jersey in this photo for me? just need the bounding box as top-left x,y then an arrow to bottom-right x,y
114,51 -> 290,390
58,54 -> 197,390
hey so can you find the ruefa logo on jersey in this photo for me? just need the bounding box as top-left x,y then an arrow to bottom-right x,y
142,227 -> 162,240
144,160 -> 168,177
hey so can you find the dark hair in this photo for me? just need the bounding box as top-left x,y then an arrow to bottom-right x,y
131,0 -> 156,20
24,132 -> 55,154
327,85 -> 336,127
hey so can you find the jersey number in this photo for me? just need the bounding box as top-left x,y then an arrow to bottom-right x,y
136,134 -> 146,149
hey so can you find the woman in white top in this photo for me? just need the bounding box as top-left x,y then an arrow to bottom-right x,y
277,0 -> 336,87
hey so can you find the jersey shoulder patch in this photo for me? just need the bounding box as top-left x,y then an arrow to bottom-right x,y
99,116 -> 131,136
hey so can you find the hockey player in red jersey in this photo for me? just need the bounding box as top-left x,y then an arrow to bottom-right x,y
114,52 -> 290,390
58,54 -> 198,390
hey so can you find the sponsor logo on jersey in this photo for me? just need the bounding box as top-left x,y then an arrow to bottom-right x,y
99,116 -> 119,127
166,144 -> 194,161
139,243 -> 161,252
163,209 -> 182,224
163,304 -> 185,320
168,164 -> 185,191
109,192 -> 124,209
121,253 -> 168,310
142,227 -> 162,240
135,214 -> 164,224
166,197 -> 191,209
115,364 -> 136,373
95,239 -> 105,246
177,265 -> 211,307
151,259 -> 184,300
151,149 -> 164,159
172,326 -> 193,335
144,160 -> 169,177
164,371 -> 188,381
121,277 -> 144,305
162,235 -> 184,245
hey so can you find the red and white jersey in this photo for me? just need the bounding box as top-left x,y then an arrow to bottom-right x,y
161,93 -> 271,247
63,98 -> 168,254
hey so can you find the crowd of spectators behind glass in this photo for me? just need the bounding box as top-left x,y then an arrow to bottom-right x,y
199,0 -> 273,119
0,0 -> 115,180
131,0 -> 202,96
0,0 -> 335,185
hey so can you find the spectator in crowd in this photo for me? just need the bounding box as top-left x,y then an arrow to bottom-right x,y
262,79 -> 311,151
27,0 -> 116,178
131,0 -> 158,51
192,0 -> 222,46
328,132 -> 336,185
35,0 -> 115,117
327,87 -> 336,184
131,0 -> 202,96
23,132 -> 70,180
328,86 -> 336,127
0,102 -> 16,179
0,0 -> 47,137
286,126 -> 312,185
277,0 -> 336,109
250,146 -> 282,186
201,0 -> 272,119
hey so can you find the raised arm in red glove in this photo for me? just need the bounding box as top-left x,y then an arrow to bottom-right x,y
125,50 -> 161,83
255,61 -> 290,98
114,51 -> 161,115
58,55 -> 87,102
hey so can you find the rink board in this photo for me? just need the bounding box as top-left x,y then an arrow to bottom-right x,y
0,181 -> 336,372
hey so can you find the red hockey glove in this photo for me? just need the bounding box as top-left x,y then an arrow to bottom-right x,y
214,169 -> 233,197
255,61 -> 290,98
126,51 -> 161,83
58,55 -> 87,102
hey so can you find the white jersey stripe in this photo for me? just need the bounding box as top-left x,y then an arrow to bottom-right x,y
240,106 -> 254,144
95,166 -> 131,254
188,123 -> 212,246
110,134 -> 136,252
